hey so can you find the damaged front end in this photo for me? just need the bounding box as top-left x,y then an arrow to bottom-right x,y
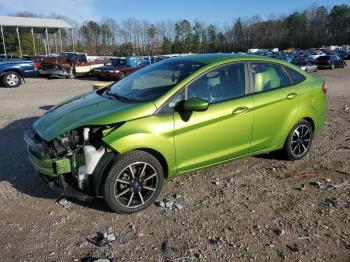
39,62 -> 73,78
24,126 -> 113,200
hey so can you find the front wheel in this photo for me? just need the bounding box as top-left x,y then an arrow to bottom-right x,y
283,120 -> 313,160
2,71 -> 21,87
104,151 -> 164,213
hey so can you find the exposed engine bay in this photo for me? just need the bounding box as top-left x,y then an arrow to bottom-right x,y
26,126 -> 109,193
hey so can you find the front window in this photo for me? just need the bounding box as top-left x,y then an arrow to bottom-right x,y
187,63 -> 246,103
79,54 -> 87,63
106,60 -> 204,102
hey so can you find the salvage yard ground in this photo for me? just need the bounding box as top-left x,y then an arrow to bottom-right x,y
0,69 -> 349,261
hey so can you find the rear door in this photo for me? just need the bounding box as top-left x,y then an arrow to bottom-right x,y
248,62 -> 300,153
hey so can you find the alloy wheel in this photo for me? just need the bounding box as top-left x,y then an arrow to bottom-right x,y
113,162 -> 158,209
290,125 -> 311,156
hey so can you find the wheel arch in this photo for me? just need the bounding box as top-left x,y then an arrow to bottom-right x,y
103,131 -> 176,177
94,147 -> 170,197
1,68 -> 24,78
136,148 -> 169,179
281,116 -> 315,149
302,117 -> 315,131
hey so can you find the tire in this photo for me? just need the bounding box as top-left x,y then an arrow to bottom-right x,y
1,71 -> 21,87
104,150 -> 164,213
283,119 -> 313,161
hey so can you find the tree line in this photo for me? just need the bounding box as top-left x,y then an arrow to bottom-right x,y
1,4 -> 350,57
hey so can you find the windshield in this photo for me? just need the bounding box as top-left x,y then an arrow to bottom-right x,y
106,59 -> 127,66
106,60 -> 204,102
58,53 -> 78,61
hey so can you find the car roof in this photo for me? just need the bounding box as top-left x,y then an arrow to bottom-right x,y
168,53 -> 289,65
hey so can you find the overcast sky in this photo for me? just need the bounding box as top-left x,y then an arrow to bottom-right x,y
0,0 -> 348,24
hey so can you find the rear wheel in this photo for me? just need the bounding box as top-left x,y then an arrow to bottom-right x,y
104,150 -> 164,213
2,71 -> 21,87
283,120 -> 313,160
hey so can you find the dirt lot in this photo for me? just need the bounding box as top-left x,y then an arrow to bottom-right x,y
0,68 -> 349,262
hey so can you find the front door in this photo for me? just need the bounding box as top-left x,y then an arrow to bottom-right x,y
173,62 -> 254,173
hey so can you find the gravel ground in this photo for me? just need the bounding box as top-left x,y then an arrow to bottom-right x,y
0,69 -> 349,262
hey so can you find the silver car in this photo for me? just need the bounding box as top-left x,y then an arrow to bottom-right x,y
294,61 -> 318,73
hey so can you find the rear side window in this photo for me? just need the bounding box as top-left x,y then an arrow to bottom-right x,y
250,62 -> 291,93
284,66 -> 305,84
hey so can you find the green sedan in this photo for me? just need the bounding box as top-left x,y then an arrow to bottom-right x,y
24,54 -> 327,213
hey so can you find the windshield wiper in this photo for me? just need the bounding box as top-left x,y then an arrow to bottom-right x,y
105,90 -> 139,103
106,91 -> 128,102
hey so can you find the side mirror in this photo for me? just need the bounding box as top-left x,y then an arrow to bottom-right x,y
183,98 -> 209,112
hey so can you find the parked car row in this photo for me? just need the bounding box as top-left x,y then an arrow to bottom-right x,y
253,48 -> 348,73
0,48 -> 348,88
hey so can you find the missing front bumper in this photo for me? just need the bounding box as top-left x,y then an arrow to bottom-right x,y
40,173 -> 93,201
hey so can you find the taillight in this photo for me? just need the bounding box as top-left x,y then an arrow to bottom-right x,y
322,81 -> 327,94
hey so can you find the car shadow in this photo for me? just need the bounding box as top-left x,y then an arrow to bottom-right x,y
0,116 -> 113,212
0,116 -> 58,199
254,151 -> 286,160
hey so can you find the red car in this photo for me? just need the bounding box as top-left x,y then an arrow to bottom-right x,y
92,58 -> 140,81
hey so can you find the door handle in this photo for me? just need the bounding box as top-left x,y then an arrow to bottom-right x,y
286,93 -> 297,100
232,107 -> 249,115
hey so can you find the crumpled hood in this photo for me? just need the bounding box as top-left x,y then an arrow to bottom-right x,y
33,91 -> 156,141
